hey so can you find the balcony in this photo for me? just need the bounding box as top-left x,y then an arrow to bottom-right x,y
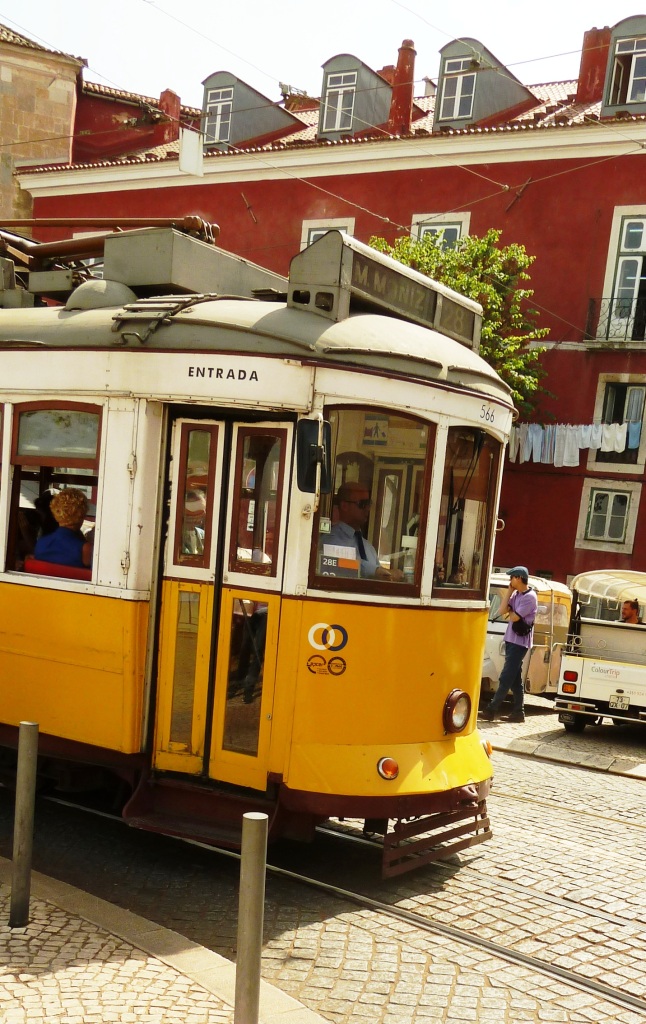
587,297 -> 646,343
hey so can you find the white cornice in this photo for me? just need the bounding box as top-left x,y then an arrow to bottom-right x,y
18,120 -> 646,198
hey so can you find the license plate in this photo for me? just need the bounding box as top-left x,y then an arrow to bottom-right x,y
609,694 -> 630,710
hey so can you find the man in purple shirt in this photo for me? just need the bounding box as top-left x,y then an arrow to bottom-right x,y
480,565 -> 538,723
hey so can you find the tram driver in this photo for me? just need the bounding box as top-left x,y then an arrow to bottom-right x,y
326,482 -> 403,582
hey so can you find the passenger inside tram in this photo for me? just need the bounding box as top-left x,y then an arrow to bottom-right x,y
33,488 -> 94,569
15,490 -> 58,564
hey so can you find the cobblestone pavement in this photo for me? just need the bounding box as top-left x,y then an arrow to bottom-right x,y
2,718 -> 646,1024
0,861 -> 325,1024
481,695 -> 646,778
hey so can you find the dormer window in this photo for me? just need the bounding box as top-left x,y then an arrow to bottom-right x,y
205,86 -> 234,143
439,58 -> 476,120
610,36 -> 646,105
322,71 -> 357,132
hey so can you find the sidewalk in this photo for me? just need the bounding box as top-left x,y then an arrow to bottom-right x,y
0,858 -> 326,1024
480,694 -> 646,778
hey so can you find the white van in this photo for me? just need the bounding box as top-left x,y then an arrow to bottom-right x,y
555,570 -> 646,733
481,572 -> 572,701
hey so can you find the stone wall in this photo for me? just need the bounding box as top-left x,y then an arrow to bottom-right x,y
0,44 -> 81,222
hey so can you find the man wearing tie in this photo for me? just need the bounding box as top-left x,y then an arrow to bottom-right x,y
327,481 -> 402,581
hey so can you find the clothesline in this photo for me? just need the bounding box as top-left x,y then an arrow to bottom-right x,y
508,421 -> 642,467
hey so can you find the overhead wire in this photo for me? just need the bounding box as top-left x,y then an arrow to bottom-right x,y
2,3 -> 642,341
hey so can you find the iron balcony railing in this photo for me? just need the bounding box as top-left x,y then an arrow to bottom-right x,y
587,297 -> 646,342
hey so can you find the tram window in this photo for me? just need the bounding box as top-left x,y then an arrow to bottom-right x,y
222,597 -> 267,756
8,403 -> 101,574
228,428 -> 287,577
172,425 -> 218,569
434,427 -> 500,596
311,408 -> 432,589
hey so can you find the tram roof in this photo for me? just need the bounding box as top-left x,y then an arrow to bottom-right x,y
0,294 -> 511,403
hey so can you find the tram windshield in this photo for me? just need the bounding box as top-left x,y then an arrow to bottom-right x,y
311,410 -> 500,596
434,426 -> 499,594
312,407 -> 432,588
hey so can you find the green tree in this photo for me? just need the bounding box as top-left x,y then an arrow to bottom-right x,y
370,228 -> 548,414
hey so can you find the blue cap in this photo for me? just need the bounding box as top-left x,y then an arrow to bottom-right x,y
508,565 -> 529,583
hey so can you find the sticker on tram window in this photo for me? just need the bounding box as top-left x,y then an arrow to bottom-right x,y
320,554 -> 359,577
480,404 -> 496,423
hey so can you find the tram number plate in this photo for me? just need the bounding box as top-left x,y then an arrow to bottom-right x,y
609,694 -> 630,710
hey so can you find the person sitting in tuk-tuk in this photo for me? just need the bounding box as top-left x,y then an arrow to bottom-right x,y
621,599 -> 641,624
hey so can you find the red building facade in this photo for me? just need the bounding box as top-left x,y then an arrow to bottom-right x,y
13,15 -> 646,584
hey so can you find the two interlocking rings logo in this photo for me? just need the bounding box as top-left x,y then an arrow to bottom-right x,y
308,622 -> 348,652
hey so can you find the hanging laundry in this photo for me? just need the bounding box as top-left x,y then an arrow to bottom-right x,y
600,423 -> 618,451
562,425 -> 580,466
553,424 -> 567,467
541,424 -> 556,463
627,420 -> 642,449
508,424 -> 520,461
519,423 -> 531,463
614,422 -> 627,452
589,423 -> 602,449
528,423 -> 543,461
577,424 -> 592,449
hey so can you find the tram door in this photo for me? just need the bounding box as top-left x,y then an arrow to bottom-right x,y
153,417 -> 292,791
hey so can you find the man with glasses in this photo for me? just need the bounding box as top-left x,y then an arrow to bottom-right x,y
327,481 -> 402,581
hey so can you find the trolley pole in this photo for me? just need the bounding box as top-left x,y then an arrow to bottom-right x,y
9,721 -> 39,928
234,811 -> 268,1024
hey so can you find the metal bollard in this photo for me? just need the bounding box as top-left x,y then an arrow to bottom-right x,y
9,721 -> 39,928
234,811 -> 268,1024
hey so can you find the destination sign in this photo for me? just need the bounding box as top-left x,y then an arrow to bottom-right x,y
351,251 -> 437,330
288,230 -> 481,350
350,250 -> 475,347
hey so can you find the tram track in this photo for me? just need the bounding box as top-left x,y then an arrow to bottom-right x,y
319,819 -> 646,933
259,859 -> 646,1018
316,823 -> 646,931
39,794 -> 646,1017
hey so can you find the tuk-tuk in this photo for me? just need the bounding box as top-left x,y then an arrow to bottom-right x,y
555,570 -> 646,732
481,571 -> 572,701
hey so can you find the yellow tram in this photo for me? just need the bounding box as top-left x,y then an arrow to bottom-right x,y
0,223 -> 513,875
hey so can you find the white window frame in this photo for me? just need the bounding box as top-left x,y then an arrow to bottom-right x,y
205,87 -> 234,144
322,71 -> 357,132
610,36 -> 646,105
411,212 -> 470,247
300,218 -> 355,251
575,477 -> 641,554
587,373 -> 646,475
601,206 -> 646,341
439,58 -> 476,120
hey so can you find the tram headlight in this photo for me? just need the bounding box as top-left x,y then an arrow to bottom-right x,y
443,689 -> 472,733
377,757 -> 399,780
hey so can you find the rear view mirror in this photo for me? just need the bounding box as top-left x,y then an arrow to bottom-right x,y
296,418 -> 331,493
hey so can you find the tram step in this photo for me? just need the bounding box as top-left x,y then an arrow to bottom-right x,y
126,812 -> 244,849
123,773 -> 274,849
